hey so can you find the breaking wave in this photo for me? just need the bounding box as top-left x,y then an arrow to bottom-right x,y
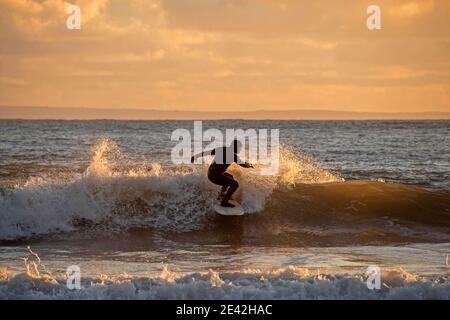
0,139 -> 449,243
1,262 -> 449,300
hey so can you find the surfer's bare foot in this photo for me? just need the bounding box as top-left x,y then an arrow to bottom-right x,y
220,200 -> 235,208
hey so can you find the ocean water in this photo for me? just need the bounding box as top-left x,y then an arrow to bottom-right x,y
0,120 -> 449,299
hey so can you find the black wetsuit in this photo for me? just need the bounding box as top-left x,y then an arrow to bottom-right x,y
206,147 -> 245,202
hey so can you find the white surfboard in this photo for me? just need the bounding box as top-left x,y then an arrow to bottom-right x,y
214,200 -> 244,216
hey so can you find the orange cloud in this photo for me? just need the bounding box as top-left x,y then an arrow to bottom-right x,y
388,0 -> 435,18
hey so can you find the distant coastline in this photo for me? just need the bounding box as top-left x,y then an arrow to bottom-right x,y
1,106 -> 449,120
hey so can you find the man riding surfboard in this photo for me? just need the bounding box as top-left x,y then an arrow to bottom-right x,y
191,139 -> 253,208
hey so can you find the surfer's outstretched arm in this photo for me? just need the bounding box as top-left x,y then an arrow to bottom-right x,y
191,149 -> 215,163
234,153 -> 254,168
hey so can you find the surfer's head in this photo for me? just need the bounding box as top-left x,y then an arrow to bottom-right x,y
231,139 -> 243,153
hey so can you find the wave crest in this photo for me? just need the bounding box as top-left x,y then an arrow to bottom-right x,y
1,139 -> 448,242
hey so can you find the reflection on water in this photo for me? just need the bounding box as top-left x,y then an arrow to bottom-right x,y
1,240 -> 449,278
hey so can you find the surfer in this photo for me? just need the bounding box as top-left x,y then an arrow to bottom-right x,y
191,139 -> 253,207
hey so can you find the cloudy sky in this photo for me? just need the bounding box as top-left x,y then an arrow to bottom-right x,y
0,0 -> 449,113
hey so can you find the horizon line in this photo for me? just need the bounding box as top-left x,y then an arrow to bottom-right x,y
1,105 -> 449,120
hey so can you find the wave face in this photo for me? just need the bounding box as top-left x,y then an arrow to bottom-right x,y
1,265 -> 449,300
0,139 -> 449,243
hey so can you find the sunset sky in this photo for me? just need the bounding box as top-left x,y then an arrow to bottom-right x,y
0,0 -> 449,114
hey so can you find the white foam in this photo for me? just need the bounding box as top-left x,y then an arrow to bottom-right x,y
0,265 -> 448,300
